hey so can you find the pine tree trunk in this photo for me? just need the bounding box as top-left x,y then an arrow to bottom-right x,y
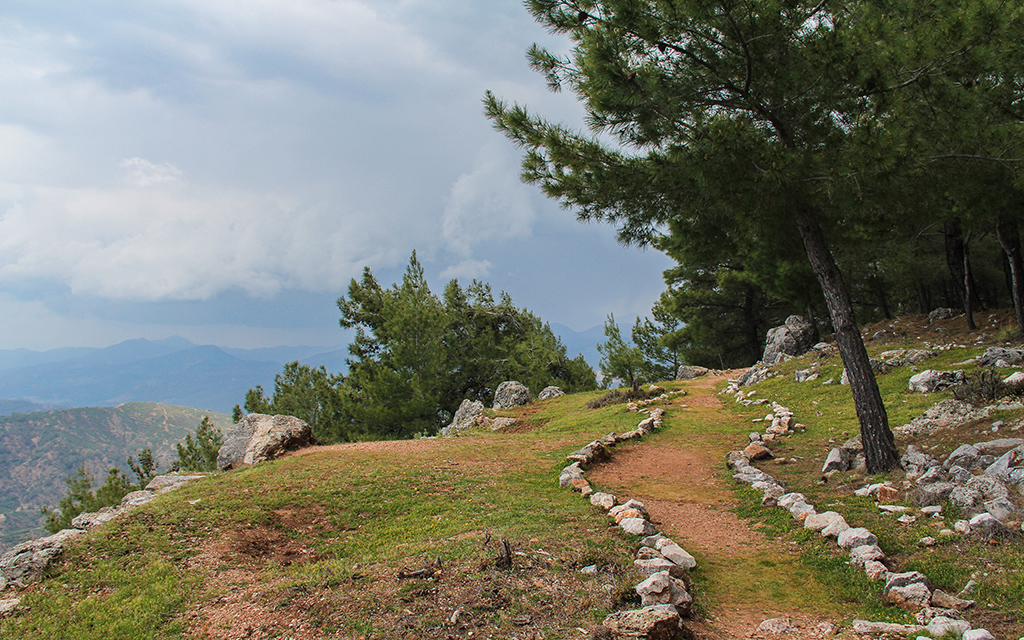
997,219 -> 1024,334
796,210 -> 900,473
944,220 -> 976,329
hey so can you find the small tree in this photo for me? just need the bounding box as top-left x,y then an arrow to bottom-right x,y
127,448 -> 159,488
597,314 -> 646,391
172,417 -> 225,473
40,464 -> 134,534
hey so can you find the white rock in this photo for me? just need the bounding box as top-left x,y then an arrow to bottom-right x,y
837,527 -> 878,550
962,630 -> 997,640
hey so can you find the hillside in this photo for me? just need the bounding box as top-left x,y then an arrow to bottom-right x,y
0,403 -> 233,551
0,312 -> 1022,638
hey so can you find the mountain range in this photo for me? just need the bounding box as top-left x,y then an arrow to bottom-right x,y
0,326 -> 603,417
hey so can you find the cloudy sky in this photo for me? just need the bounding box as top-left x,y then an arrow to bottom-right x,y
0,0 -> 673,351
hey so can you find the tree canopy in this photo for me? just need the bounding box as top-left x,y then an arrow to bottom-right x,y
485,0 -> 1024,472
242,253 -> 596,442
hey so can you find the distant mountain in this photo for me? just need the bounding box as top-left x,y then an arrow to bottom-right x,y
0,337 -> 347,415
550,323 -> 605,368
0,402 -> 234,551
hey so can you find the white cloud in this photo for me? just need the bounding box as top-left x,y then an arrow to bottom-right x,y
441,142 -> 537,258
439,258 -> 492,282
121,157 -> 183,187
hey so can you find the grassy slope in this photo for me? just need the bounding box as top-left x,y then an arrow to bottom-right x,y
1,314 -> 1022,638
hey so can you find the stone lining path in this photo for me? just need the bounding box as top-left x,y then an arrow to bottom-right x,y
584,374 -> 860,639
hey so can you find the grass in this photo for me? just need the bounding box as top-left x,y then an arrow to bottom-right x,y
2,312 -> 1023,638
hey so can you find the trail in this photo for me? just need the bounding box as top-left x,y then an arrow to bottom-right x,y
588,375 -> 854,639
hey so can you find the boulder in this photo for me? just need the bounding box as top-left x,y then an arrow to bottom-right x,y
804,511 -> 844,532
743,442 -> 774,461
930,589 -> 975,611
601,604 -> 693,640
962,630 -> 997,640
559,462 -> 585,488
0,529 -> 84,586
849,544 -> 886,568
949,486 -> 985,515
217,414 -> 314,470
590,492 -> 617,510
908,369 -> 968,393
926,617 -> 971,638
493,381 -> 532,409
969,512 -> 1005,539
762,316 -> 817,366
676,365 -> 709,380
538,386 -> 564,400
978,346 -> 1024,367
567,441 -> 609,465
440,399 -> 484,436
928,308 -> 960,323
901,445 -> 939,478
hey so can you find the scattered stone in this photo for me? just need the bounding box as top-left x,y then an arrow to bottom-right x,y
926,616 -> 971,638
918,537 -> 936,546
930,589 -> 975,611
590,492 -> 617,510
897,400 -> 983,436
837,527 -> 878,550
635,571 -> 692,614
928,308 -> 959,323
559,462 -> 585,488
877,485 -> 900,503
656,539 -> 697,570
744,442 -> 774,461
756,618 -> 796,635
0,599 -> 20,616
978,347 -> 1024,367
849,544 -> 886,568
863,560 -> 889,580
821,448 -> 848,474
949,486 -> 985,515
984,496 -> 1017,521
962,629 -> 997,640
851,620 -> 926,635
620,518 -> 657,537
968,513 -> 1005,539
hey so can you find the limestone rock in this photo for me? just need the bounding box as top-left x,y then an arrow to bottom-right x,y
908,369 -> 968,393
968,512 -> 1005,539
440,399 -> 484,436
656,539 -> 697,570
914,482 -> 956,507
756,618 -> 796,635
897,400 -> 984,436
120,490 -> 157,508
620,518 -> 657,537
71,506 -> 118,530
849,544 -> 886,568
567,440 -> 609,465
927,616 -> 971,638
0,529 -> 84,586
217,414 -> 313,470
949,486 -> 985,516
837,527 -> 878,550
804,511 -> 844,532
851,620 -> 926,635
493,381 -> 532,409
559,462 -> 585,488
538,386 -> 564,400
635,571 -> 692,615
762,316 -> 817,365
744,442 -> 773,461
590,492 -> 617,510
821,448 -> 848,474
676,365 -> 709,380
962,629 -> 996,640
945,443 -> 982,470
930,589 -> 975,611
602,604 -> 693,640
978,346 -> 1024,367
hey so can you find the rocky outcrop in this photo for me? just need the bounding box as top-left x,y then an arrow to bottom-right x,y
675,365 -> 709,380
493,381 -> 532,409
217,414 -> 314,470
0,529 -> 83,588
762,316 -> 817,365
978,346 -> 1024,368
896,399 -> 984,436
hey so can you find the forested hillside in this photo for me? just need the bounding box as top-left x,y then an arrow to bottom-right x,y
0,403 -> 233,550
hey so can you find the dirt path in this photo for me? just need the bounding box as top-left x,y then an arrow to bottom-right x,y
588,376 -> 852,639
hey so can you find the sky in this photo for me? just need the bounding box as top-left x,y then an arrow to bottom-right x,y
0,0 -> 674,351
